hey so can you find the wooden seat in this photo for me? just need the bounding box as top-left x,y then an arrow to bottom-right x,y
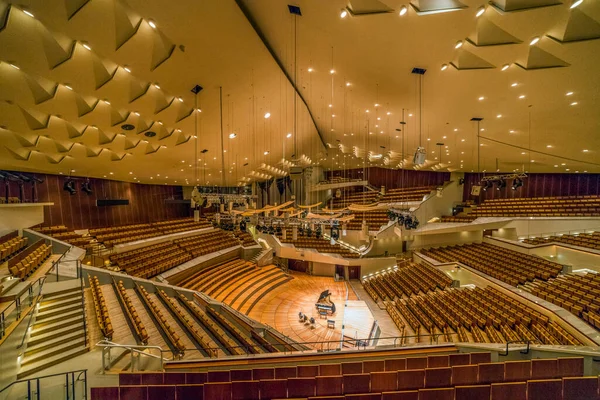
563,376 -> 599,400
455,385 -> 490,400
343,373 -> 371,394
371,372 -> 398,393
490,382 -> 526,400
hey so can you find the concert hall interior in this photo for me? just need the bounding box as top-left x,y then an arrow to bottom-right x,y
1,0 -> 600,399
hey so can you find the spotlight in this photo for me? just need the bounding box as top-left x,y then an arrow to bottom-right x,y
82,179 -> 92,195
264,112 -> 271,119
529,36 -> 540,46
496,179 -> 506,190
511,178 -> 523,190
441,64 -> 448,71
63,179 -> 76,195
501,64 -> 510,71
229,133 -> 237,139
148,19 -> 157,29
82,42 -> 92,51
399,5 -> 408,15
476,6 -> 485,17
570,0 -> 583,8
482,181 -> 492,192
455,40 -> 463,49
340,9 -> 348,18
23,9 -> 34,18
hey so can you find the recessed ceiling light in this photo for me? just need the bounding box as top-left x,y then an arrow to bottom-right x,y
64,85 -> 73,90
23,9 -> 34,18
264,112 -> 271,118
496,114 -> 502,118
570,102 -> 578,106
346,82 -> 351,86
134,111 -> 140,116
399,5 -> 408,16
566,91 -> 574,96
478,96 -> 485,101
427,138 -> 431,141
332,114 -> 336,118
443,136 -> 447,139
82,43 -> 91,51
330,69 -> 335,74
386,112 -> 391,115
148,19 -> 157,29
511,82 -> 518,87
308,67 -> 313,72
583,149 -> 589,152
546,145 -> 553,148
408,113 -> 413,117
476,5 -> 485,17
480,128 -> 485,131
554,165 -> 558,167
264,151 -> 270,155
123,66 -> 131,73
286,133 -> 292,138
519,95 -> 525,99
570,0 -> 583,9
565,168 -> 570,171
340,9 -> 348,18
501,64 -> 510,71
529,36 -> 540,46
229,133 -> 237,139
154,83 -> 160,89
509,130 -> 515,133
455,40 -> 463,49
521,152 -> 526,155
561,163 -> 566,166
109,172 -> 114,175
441,64 -> 448,71
461,139 -> 465,142
365,110 -> 370,113
9,63 -> 20,70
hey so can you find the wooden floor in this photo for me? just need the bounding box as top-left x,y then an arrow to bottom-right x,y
247,272 -> 372,350
100,285 -> 135,345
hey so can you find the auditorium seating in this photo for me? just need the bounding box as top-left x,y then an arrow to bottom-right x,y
471,195 -> 600,218
233,230 -> 258,247
114,280 -> 149,344
32,225 -> 93,248
524,273 -> 600,332
379,186 -> 435,203
91,355 -> 597,400
524,232 -> 600,251
440,216 -> 477,223
346,210 -> 390,231
332,189 -> 380,208
110,241 -> 191,279
8,240 -> 52,280
151,217 -> 213,235
420,243 -> 562,287
0,231 -> 28,262
175,230 -> 240,257
89,276 -> 113,340
362,263 -> 453,302
277,229 -> 360,258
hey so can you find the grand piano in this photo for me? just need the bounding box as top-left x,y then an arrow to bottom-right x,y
315,289 -> 336,315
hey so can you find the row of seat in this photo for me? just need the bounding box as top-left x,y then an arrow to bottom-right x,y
523,232 -> 600,251
233,230 -> 257,247
93,357 -> 589,400
115,280 -> 149,344
205,306 -> 271,354
89,276 -> 114,340
420,243 -> 561,287
524,273 -> 600,331
440,216 -> 477,223
137,285 -> 186,355
472,196 -> 600,217
346,211 -> 390,231
8,242 -> 51,280
32,225 -> 94,248
0,234 -> 28,263
277,229 -> 361,258
179,259 -> 252,293
174,230 -> 240,258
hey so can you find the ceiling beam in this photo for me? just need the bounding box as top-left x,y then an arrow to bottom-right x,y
234,0 -> 327,151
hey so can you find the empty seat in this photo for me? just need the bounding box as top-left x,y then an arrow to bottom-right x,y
558,357 -> 584,377
176,384 -> 204,400
321,364 -> 342,376
91,387 -> 119,400
449,354 -> 471,367
253,368 -> 275,380
275,366 -> 297,379
343,362 -> 365,375
427,355 -> 449,368
371,372 -> 398,393
259,379 -> 286,399
147,385 -> 175,400
298,365 -> 319,377
424,367 -> 451,388
203,382 -> 231,400
563,376 -> 599,400
385,359 -> 407,372
288,377 -> 316,397
490,382 -> 526,400
418,387 -> 454,400
231,370 -> 253,382
345,394 -> 382,400
344,373 -> 371,394
381,391 -> 419,400
478,363 -> 505,385
232,380 -> 258,400
504,361 -> 531,382
364,360 -> 386,373
316,375 -> 343,396
119,386 -> 147,400
452,365 -> 478,386
398,370 -> 425,391
406,358 -> 427,370
527,379 -> 562,400
186,373 -> 207,384
208,370 -> 231,382
470,353 -> 492,364
531,359 -> 559,379
455,385 -> 490,400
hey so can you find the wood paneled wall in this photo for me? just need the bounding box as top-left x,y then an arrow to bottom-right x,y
462,173 -> 600,203
1,172 -> 189,229
326,168 -> 450,189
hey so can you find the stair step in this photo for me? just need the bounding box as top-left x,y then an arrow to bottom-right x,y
18,346 -> 89,380
29,320 -> 84,346
25,329 -> 85,357
21,338 -> 87,367
35,303 -> 82,320
39,295 -> 82,311
43,286 -> 81,299
33,309 -> 83,328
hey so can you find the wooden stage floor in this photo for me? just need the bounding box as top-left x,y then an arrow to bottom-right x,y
247,272 -> 374,350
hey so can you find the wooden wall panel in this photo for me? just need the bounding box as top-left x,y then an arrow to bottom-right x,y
462,173 -> 600,203
1,172 -> 189,229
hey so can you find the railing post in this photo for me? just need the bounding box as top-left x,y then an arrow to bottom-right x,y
36,378 -> 40,400
65,373 -> 69,400
27,380 -> 31,400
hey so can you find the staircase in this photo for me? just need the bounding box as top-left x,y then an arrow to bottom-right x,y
18,286 -> 88,379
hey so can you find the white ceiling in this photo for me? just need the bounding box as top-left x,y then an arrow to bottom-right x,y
0,0 -> 599,186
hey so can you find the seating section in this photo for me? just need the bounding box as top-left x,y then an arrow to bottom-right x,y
89,276 -> 113,340
440,216 -> 477,223
32,225 -> 93,248
89,217 -> 212,247
471,195 -> 600,217
114,280 -> 149,344
362,263 -> 453,302
92,355 -> 597,400
346,210 -> 390,231
277,229 -> 360,258
174,230 -> 239,258
524,273 -> 600,332
379,186 -> 435,203
8,240 -> 52,280
524,232 -> 600,251
332,189 -> 379,208
233,230 -> 257,247
0,231 -> 28,263
420,243 -> 562,286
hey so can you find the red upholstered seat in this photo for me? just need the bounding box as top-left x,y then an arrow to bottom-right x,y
345,394 -> 382,400
470,353 -> 492,365
287,377 -> 316,397
531,359 -> 559,379
364,360 -> 386,373
232,380 -> 258,400
119,373 -> 142,385
208,370 -> 231,382
176,384 -> 204,400
558,357 -> 584,377
406,357 -> 428,370
504,361 -> 531,382
275,366 -> 297,379
424,367 -> 451,388
527,379 -> 562,400
478,363 -> 505,384
385,359 -> 407,372
320,363 -> 342,376
427,355 -> 449,368
490,382 -> 526,400
147,385 -> 175,400
230,369 -> 253,381
163,373 -> 185,384
119,386 -> 147,400
253,368 -> 275,380
91,387 -> 118,400
452,365 -> 478,386
398,370 -> 425,391
203,382 -> 231,400
371,372 -> 398,393
344,373 -> 371,394
449,354 -> 471,366
455,385 -> 490,400
186,372 -> 207,384
343,362 -> 365,374
316,375 -> 343,396
297,365 -> 319,377
563,376 -> 599,400
259,379 -> 287,399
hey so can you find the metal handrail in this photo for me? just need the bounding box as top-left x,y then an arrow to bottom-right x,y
17,276 -> 47,349
78,260 -> 87,348
0,275 -> 46,340
0,369 -> 87,399
499,340 -> 533,356
97,340 -> 167,372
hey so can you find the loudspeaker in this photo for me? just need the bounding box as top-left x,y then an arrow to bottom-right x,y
96,199 -> 129,206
